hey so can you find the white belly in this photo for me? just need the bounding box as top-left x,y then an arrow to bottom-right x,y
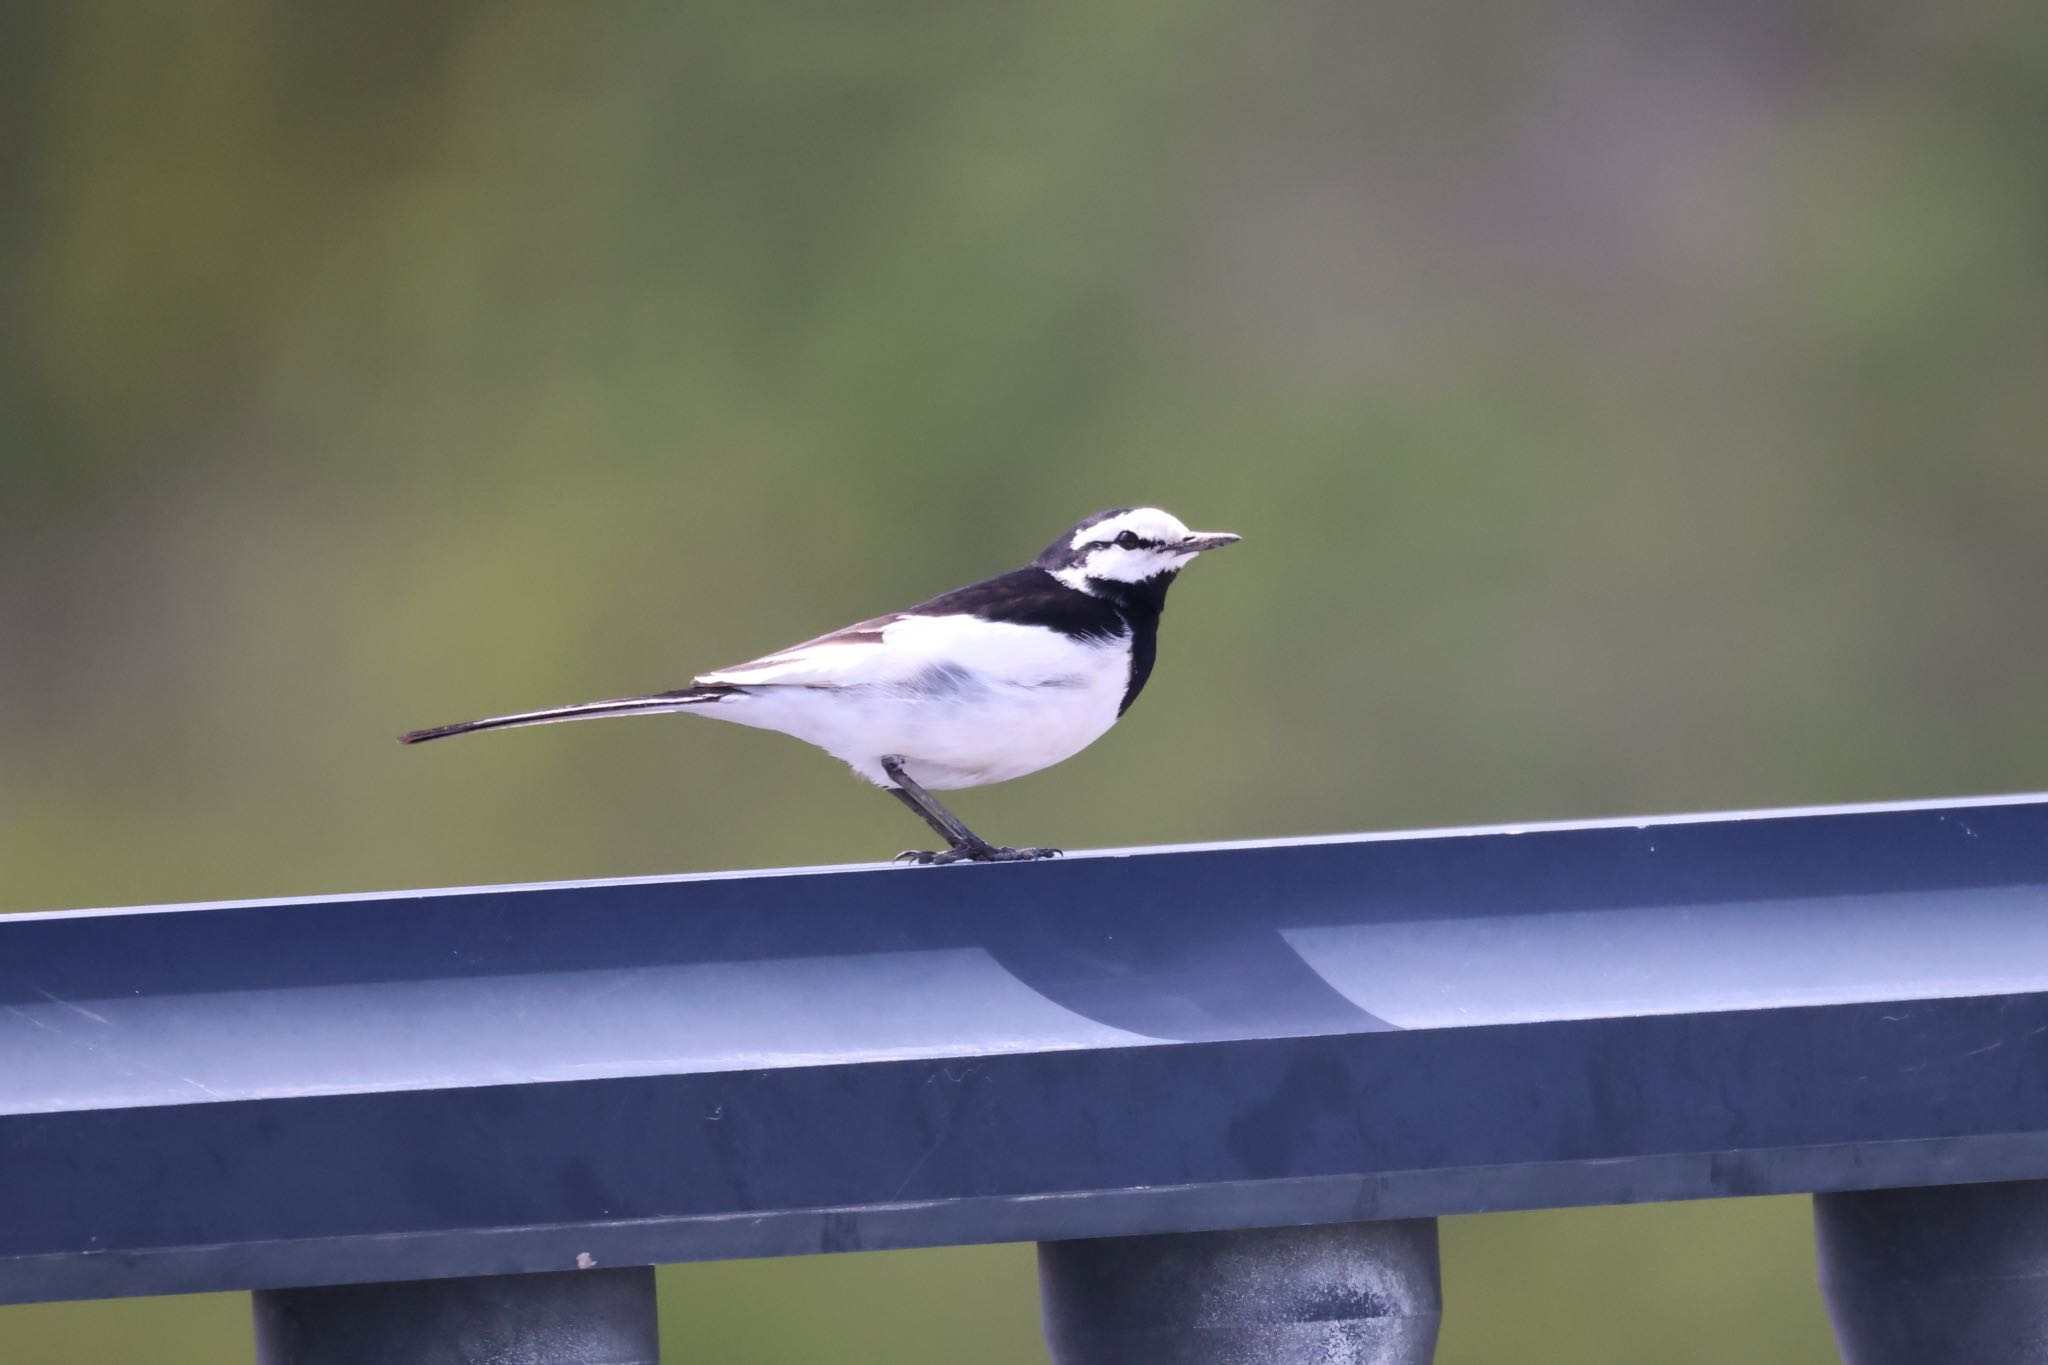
703,649 -> 1130,790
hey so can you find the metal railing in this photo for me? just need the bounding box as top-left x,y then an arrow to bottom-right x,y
8,793 -> 2048,1363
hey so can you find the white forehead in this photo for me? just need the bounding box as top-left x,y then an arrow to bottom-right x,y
1070,508 -> 1192,550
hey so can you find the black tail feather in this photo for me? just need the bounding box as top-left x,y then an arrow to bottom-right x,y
397,687 -> 728,745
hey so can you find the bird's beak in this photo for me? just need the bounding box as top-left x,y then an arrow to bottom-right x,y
1177,531 -> 1242,553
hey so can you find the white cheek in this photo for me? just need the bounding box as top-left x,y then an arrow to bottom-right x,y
1139,549 -> 1184,576
1096,549 -> 1181,581
1112,551 -> 1154,578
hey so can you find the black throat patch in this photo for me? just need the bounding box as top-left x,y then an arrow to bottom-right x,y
1085,570 -> 1176,715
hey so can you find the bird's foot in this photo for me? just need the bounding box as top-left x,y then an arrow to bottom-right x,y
983,845 -> 1062,862
893,844 -> 1062,866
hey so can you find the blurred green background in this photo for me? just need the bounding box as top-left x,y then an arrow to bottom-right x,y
4,0 -> 2044,1360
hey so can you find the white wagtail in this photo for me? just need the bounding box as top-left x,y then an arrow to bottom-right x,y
400,507 -> 1240,863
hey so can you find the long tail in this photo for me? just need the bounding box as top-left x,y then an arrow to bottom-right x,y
398,686 -> 732,745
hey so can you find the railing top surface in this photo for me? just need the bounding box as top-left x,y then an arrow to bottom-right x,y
7,792 -> 2048,1303
24,786 -> 2048,920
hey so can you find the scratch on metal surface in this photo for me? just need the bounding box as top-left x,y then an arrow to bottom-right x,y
581,974 -> 637,1004
891,1064 -> 984,1198
890,1137 -> 945,1200
4,1004 -> 225,1100
27,985 -> 112,1026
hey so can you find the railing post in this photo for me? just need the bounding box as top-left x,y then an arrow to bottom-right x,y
1037,1219 -> 1441,1365
251,1266 -> 659,1365
1816,1180 -> 2048,1364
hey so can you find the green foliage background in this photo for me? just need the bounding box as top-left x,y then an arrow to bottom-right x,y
3,2 -> 2044,1359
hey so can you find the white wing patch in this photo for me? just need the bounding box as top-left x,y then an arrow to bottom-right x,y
696,614 -> 1103,691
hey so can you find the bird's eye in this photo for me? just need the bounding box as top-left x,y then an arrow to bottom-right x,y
1113,531 -> 1144,550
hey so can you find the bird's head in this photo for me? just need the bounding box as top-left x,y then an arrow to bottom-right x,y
1036,507 -> 1241,600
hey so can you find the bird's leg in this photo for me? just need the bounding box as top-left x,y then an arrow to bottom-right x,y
882,756 -> 994,862
886,788 -> 990,864
880,756 -> 1059,865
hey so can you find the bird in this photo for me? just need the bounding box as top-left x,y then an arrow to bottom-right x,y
399,507 -> 1240,864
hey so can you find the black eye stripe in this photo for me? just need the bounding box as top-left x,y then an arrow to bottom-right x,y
1101,532 -> 1159,550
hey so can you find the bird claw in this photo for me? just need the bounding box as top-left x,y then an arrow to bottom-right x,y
894,845 -> 1062,866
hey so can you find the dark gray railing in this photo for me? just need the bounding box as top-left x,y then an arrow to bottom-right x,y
8,793 -> 2048,1363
